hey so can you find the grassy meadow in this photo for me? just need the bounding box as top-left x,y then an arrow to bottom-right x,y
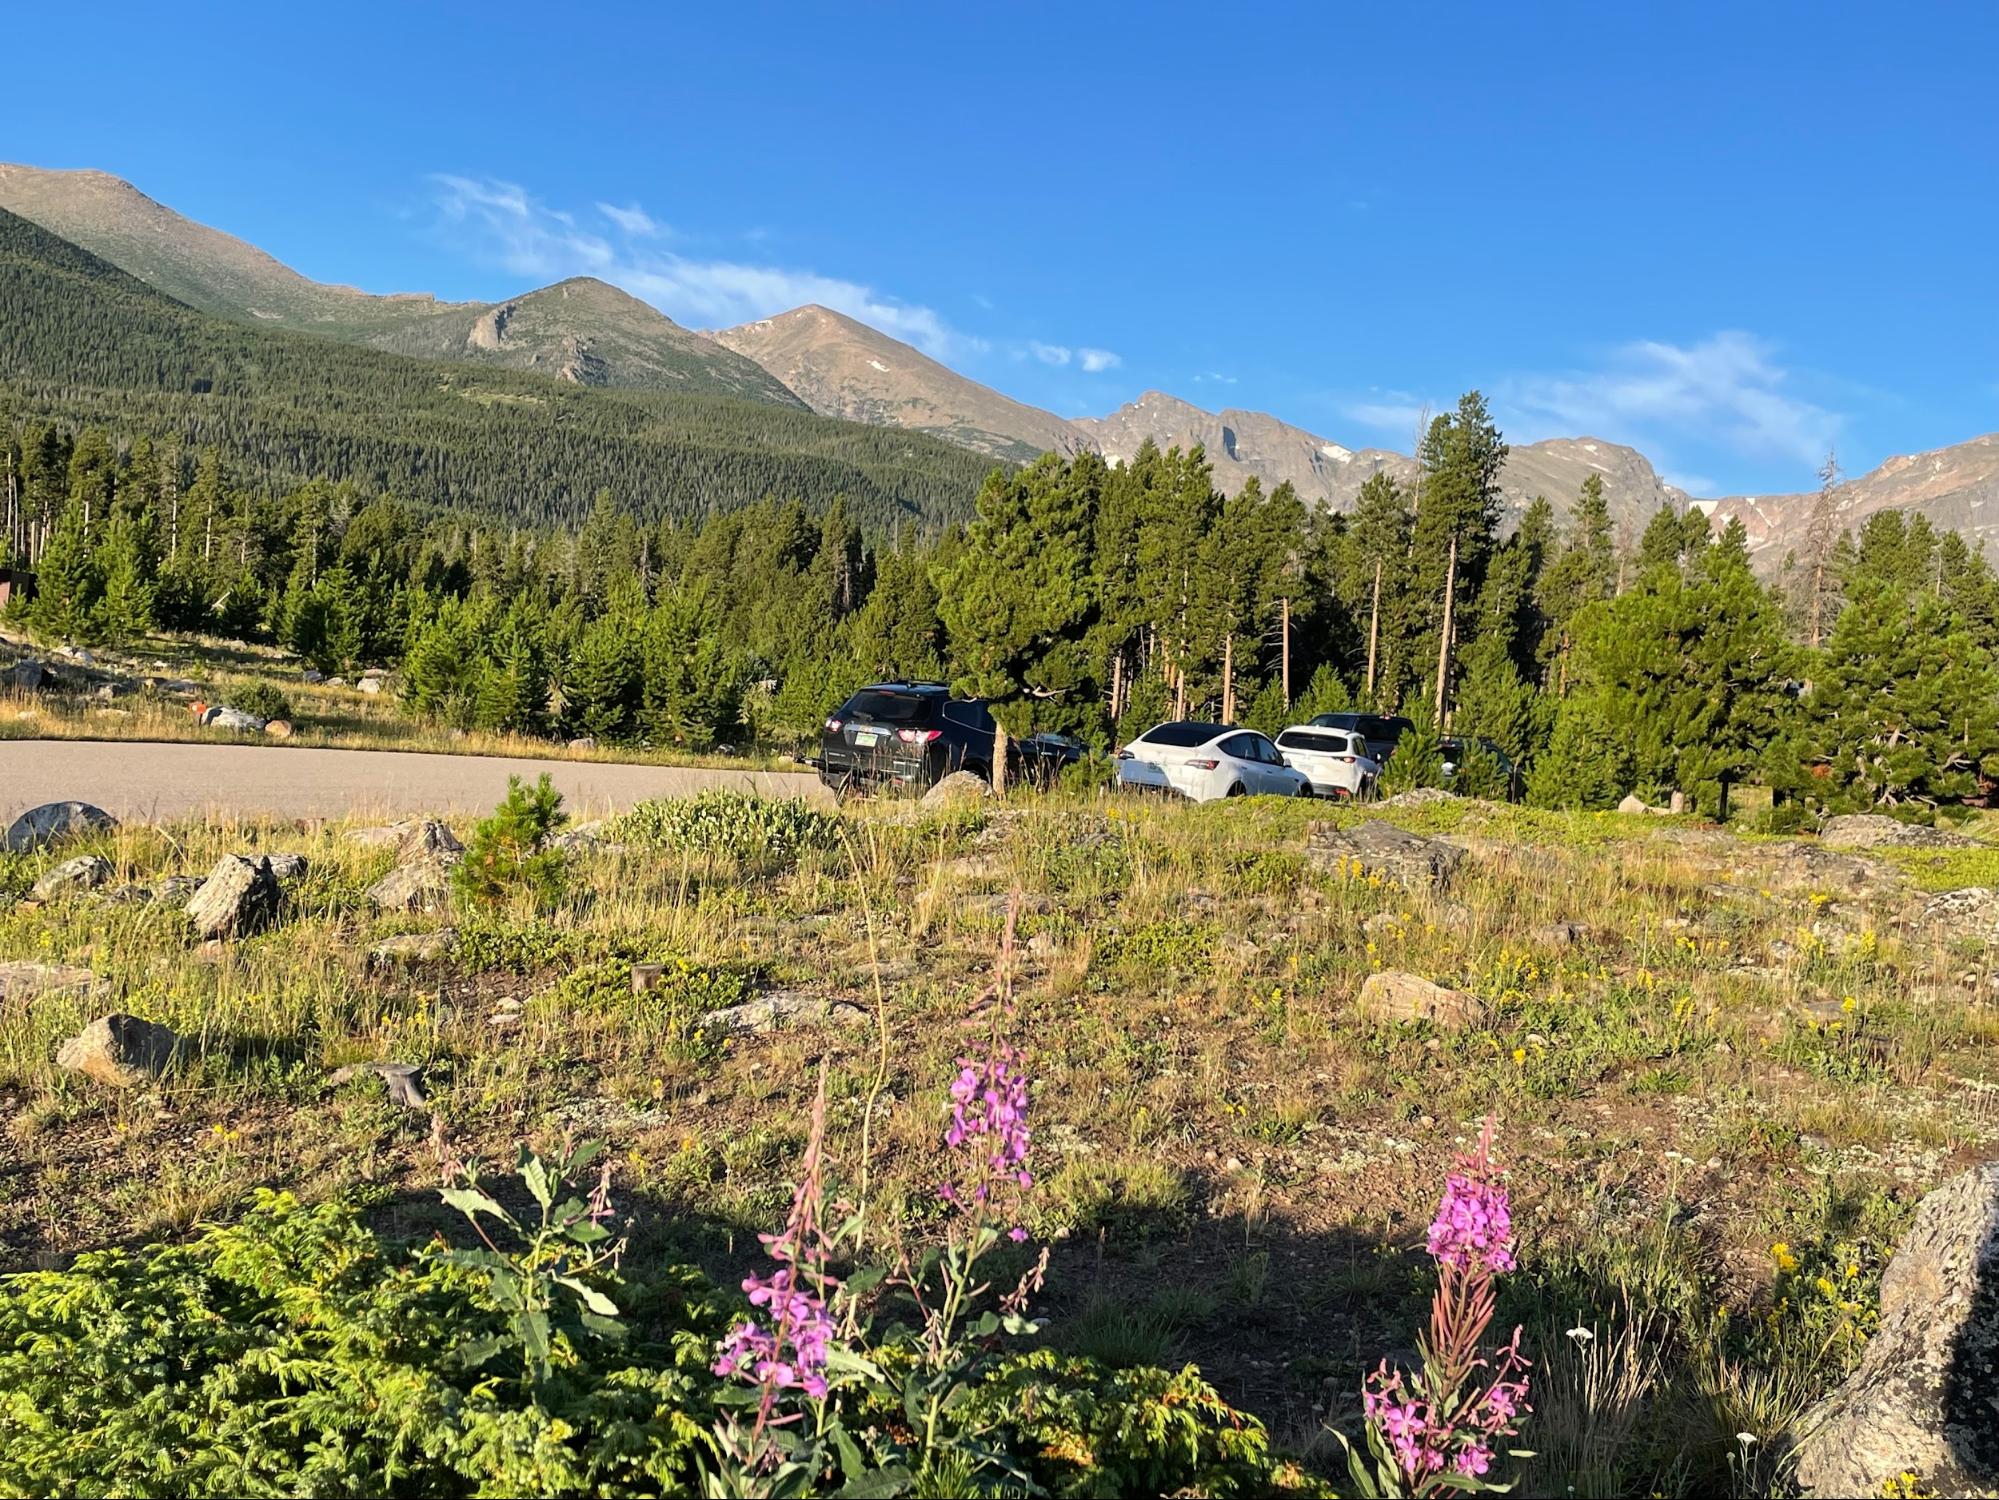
3,786 -> 1997,1495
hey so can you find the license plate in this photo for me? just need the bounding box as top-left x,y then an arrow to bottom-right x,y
853,730 -> 882,747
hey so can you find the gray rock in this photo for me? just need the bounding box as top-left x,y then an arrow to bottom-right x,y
552,820 -> 607,855
1794,1163 -> 1999,1497
328,1060 -> 428,1109
56,1014 -> 180,1088
367,856 -> 457,914
3,800 -> 117,853
366,930 -> 456,971
357,676 -> 385,695
151,876 -> 201,905
301,668 -> 326,684
1918,886 -> 1999,945
1821,813 -> 1980,850
397,820 -> 463,860
2,658 -> 45,691
1307,819 -> 1464,889
185,854 -> 281,938
922,770 -> 994,808
1377,786 -> 1455,808
1355,971 -> 1487,1030
206,706 -> 266,733
0,960 -> 100,1002
101,883 -> 153,904
568,736 -> 597,751
54,646 -> 95,666
31,855 -> 113,901
1764,842 -> 1901,898
1617,792 -> 1650,815
264,719 -> 294,739
258,852 -> 309,884
702,990 -> 871,1036
1534,920 -> 1590,947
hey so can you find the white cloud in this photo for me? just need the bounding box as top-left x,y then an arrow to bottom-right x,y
429,174 -> 963,356
1339,393 -> 1436,438
1078,347 -> 1121,373
596,201 -> 663,237
1193,371 -> 1238,386
1499,332 -> 1842,472
1030,341 -> 1072,366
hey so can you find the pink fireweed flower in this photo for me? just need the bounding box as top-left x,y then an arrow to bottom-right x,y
939,1038 -> 1033,1231
714,1265 -> 836,1398
1425,1118 -> 1515,1273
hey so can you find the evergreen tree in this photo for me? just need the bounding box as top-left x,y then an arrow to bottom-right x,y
28,499 -> 100,643
1527,695 -> 1631,810
474,603 -> 550,736
94,513 -> 158,642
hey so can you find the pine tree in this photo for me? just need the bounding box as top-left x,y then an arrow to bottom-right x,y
454,774 -> 568,911
94,513 -> 158,642
474,604 -> 550,735
28,499 -> 100,643
1527,694 -> 1631,809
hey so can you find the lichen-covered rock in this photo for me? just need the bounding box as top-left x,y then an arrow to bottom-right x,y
3,799 -> 116,853
922,770 -> 994,808
56,1014 -> 180,1088
1820,813 -> 1979,851
701,990 -> 871,1035
259,853 -> 309,884
1307,819 -> 1464,889
185,854 -> 281,938
0,960 -> 100,1002
366,930 -> 456,971
1355,971 -> 1486,1030
328,1060 -> 428,1109
367,856 -> 457,914
1795,1163 -> 1999,1496
1918,886 -> 1999,945
31,855 -> 113,901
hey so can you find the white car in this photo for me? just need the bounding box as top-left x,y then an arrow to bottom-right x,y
1115,721 -> 1312,802
1274,724 -> 1381,799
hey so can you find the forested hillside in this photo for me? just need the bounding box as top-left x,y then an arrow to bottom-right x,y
0,209 -> 993,533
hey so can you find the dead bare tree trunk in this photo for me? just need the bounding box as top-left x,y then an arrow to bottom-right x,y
1805,449 -> 1843,648
1433,533 -> 1458,722
1279,596 -> 1291,704
1365,559 -> 1383,699
1221,633 -> 1235,722
991,716 -> 1009,796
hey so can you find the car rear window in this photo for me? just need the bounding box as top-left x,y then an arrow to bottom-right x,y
1138,721 -> 1221,748
841,690 -> 936,725
1277,730 -> 1352,754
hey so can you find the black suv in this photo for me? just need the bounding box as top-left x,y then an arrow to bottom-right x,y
818,683 -> 1079,793
1307,712 -> 1415,764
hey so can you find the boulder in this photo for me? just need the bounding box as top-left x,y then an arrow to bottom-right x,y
328,1060 -> 428,1109
1917,887 -> 1999,946
301,668 -> 326,684
1,658 -> 45,691
1821,813 -> 1979,851
3,800 -> 117,853
1617,793 -> 1650,815
207,706 -> 266,733
1355,971 -> 1487,1030
568,736 -> 597,752
367,856 -> 457,914
55,1014 -> 180,1088
701,990 -> 871,1036
1795,1163 -> 1999,1496
398,820 -> 464,860
1762,842 -> 1902,898
366,930 -> 455,971
151,875 -> 201,906
1307,819 -> 1464,889
357,676 -> 385,695
1377,786 -> 1455,808
0,960 -> 99,1002
264,719 -> 294,739
1533,920 -> 1590,947
259,852 -> 309,884
922,770 -> 994,808
54,646 -> 95,666
185,854 -> 281,938
31,855 -> 113,901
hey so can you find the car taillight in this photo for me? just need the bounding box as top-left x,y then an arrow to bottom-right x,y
897,727 -> 943,744
1115,748 -> 1134,760
1339,754 -> 1356,763
824,717 -> 843,733
1187,758 -> 1220,770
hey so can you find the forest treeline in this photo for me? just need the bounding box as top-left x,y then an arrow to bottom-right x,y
0,208 -> 991,533
7,391 -> 1998,819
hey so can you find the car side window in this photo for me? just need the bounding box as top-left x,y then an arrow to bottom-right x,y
1250,735 -> 1283,764
1218,734 -> 1255,760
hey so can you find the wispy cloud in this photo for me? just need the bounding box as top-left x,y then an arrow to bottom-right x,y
1498,332 -> 1843,473
429,174 -> 962,356
1338,390 -> 1438,440
1193,371 -> 1238,386
595,201 -> 664,237
1078,347 -> 1121,373
1029,340 -> 1072,366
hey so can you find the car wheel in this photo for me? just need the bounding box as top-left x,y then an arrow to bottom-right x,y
1224,781 -> 1245,798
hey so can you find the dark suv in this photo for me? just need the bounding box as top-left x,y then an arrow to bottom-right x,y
818,683 -> 1079,793
1307,712 -> 1415,764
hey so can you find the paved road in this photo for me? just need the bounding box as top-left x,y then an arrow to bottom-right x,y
0,740 -> 832,825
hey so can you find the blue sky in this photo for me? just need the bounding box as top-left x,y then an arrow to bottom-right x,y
7,1 -> 1995,496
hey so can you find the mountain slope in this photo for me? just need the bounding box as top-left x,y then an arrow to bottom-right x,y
1708,436 -> 1999,559
0,207 -> 990,533
0,163 -> 802,406
709,305 -> 1085,462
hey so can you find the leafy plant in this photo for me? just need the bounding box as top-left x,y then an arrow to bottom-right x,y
611,790 -> 838,872
231,680 -> 294,722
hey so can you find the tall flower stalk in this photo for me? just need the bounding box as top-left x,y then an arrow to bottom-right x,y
1343,1117 -> 1533,1497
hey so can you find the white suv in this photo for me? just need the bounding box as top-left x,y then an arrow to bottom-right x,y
1274,724 -> 1381,799
1116,722 -> 1311,801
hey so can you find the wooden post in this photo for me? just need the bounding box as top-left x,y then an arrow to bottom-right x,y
1280,596 -> 1291,704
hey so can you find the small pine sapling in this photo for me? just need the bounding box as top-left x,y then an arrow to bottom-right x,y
455,773 -> 569,910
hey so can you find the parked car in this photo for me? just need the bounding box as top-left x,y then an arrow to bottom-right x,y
1439,736 -> 1524,800
1307,712 -> 1415,764
1274,724 -> 1382,799
818,682 -> 1081,792
1115,721 -> 1311,802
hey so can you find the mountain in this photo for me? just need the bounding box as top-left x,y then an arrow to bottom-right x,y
0,164 -> 802,405
0,206 -> 991,532
1494,437 -> 1690,536
708,305 -> 1086,462
1708,436 -> 1999,560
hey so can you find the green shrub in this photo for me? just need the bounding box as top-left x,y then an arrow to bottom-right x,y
455,773 -> 569,911
610,790 -> 838,871
232,680 -> 294,723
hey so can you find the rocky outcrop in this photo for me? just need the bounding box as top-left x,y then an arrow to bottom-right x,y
3,800 -> 116,853
1795,1164 -> 1999,1496
56,1014 -> 180,1088
0,960 -> 100,1002
185,854 -> 281,938
1354,971 -> 1486,1030
701,990 -> 871,1036
368,857 -> 457,914
367,930 -> 455,971
1919,886 -> 1999,945
1820,814 -> 1979,850
1307,820 -> 1464,889
31,855 -> 113,901
922,769 -> 994,808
